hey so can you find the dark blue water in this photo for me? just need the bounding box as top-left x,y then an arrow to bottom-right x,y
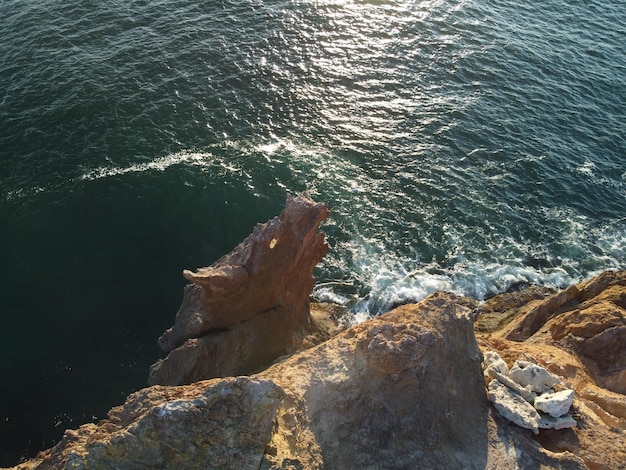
1,0 -> 625,465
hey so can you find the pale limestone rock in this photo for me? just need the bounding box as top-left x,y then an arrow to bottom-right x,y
538,413 -> 578,430
510,360 -> 560,393
488,379 -> 541,434
483,350 -> 509,376
534,389 -> 575,418
487,368 -> 537,403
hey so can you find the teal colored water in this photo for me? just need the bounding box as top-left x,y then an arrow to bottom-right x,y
1,0 -> 625,464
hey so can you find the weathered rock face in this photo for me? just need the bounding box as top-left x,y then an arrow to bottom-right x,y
14,293 -> 599,470
499,270 -> 626,396
477,270 -> 626,469
17,377 -> 285,470
261,293 -> 492,469
10,259 -> 626,469
535,389 -> 575,418
488,379 -> 543,432
547,272 -> 626,395
149,193 -> 330,385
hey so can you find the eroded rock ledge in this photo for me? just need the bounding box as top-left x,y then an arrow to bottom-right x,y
476,269 -> 626,469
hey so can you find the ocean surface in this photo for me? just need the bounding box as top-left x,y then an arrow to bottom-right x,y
1,0 -> 624,464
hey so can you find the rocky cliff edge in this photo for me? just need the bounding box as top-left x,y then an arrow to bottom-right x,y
12,274 -> 626,469
8,194 -> 625,469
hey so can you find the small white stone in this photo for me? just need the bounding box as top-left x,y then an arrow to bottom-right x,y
510,360 -> 560,393
488,380 -> 541,434
484,351 -> 509,376
538,413 -> 577,430
534,389 -> 575,417
488,368 -> 536,403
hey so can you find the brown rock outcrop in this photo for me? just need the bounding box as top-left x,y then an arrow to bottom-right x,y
8,222 -> 626,470
15,377 -> 285,470
495,270 -> 626,395
12,293 -> 598,469
149,193 -> 331,385
477,270 -> 626,469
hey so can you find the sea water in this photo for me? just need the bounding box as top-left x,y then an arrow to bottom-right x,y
1,0 -> 624,464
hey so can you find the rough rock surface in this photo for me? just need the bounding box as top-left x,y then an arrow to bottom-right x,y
149,193 -> 331,385
483,350 -> 510,376
484,351 -> 577,432
477,269 -> 626,469
509,360 -> 561,393
16,377 -> 284,470
11,293 -> 596,470
535,389 -> 575,418
488,379 -> 542,433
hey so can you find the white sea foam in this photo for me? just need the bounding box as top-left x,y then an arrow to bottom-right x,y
248,138 -> 625,324
317,259 -> 578,325
312,212 -> 626,323
312,286 -> 351,305
79,140 -> 625,327
577,160 -> 596,176
321,223 -> 626,324
80,151 -> 213,180
3,185 -> 46,201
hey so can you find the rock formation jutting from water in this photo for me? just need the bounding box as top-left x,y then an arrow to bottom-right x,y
149,192 -> 334,386
7,195 -> 626,469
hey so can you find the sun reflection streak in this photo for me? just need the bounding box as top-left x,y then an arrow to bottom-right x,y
290,0 -> 429,149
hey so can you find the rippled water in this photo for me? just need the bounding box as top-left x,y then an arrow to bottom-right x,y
1,0 -> 625,464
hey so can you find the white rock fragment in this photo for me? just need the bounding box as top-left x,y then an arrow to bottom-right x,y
488,380 -> 541,434
539,413 -> 577,430
483,351 -> 509,376
483,354 -> 577,431
483,351 -> 537,402
510,360 -> 560,393
534,389 -> 575,418
488,368 -> 537,403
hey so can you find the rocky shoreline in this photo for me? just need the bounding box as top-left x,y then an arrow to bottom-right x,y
7,195 -> 625,469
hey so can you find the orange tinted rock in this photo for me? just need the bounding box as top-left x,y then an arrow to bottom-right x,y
549,301 -> 626,341
14,293 -> 592,469
12,263 -> 626,469
149,193 -> 331,385
478,270 -> 626,469
504,284 -> 580,342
